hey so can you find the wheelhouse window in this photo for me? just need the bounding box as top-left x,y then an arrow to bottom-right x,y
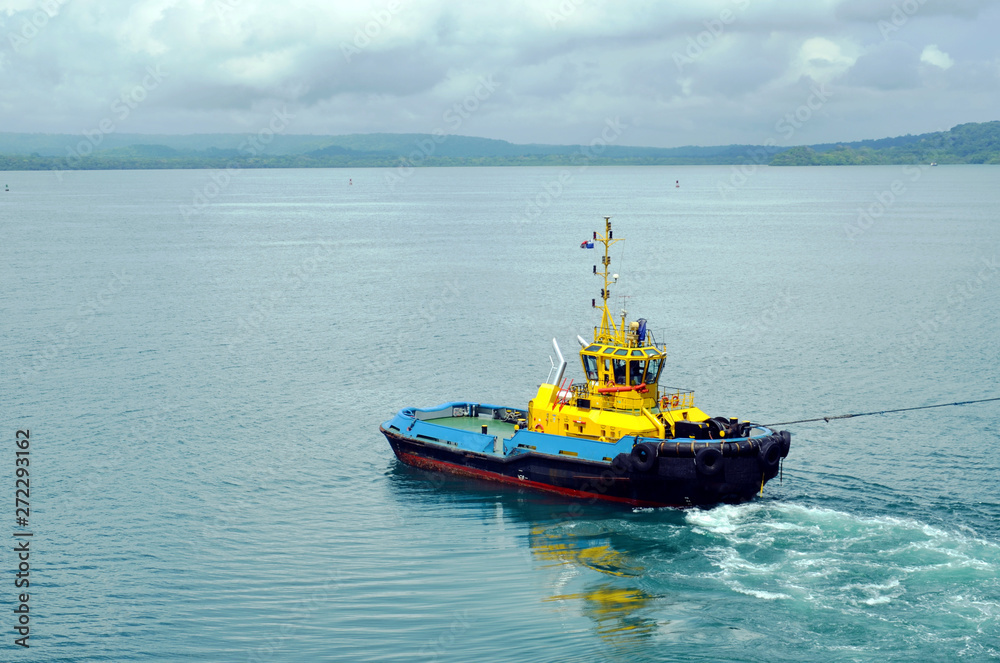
646,355 -> 664,383
629,359 -> 648,386
612,358 -> 627,384
582,354 -> 599,381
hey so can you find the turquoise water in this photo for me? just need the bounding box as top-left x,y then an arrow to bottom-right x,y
2,164 -> 999,661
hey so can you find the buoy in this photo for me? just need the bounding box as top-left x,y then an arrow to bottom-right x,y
349,178 -> 352,185
675,180 -> 679,188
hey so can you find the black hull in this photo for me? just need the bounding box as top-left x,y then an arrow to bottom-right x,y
381,426 -> 787,508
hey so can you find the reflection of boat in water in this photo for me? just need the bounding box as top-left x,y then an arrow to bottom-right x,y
529,521 -> 643,577
387,465 -> 662,644
530,521 -> 660,641
547,584 -> 659,642
381,217 -> 791,507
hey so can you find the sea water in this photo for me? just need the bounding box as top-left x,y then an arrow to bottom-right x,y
2,164 -> 999,661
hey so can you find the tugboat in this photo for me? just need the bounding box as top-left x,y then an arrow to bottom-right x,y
380,217 -> 791,507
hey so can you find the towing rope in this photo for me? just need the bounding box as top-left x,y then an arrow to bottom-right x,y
765,396 -> 1000,427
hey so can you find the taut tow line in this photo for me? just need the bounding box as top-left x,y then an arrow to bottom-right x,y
765,396 -> 1000,427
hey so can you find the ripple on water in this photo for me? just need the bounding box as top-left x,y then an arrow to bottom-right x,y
677,501 -> 1000,657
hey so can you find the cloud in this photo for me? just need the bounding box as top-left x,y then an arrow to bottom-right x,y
920,44 -> 954,70
839,41 -> 922,90
0,0 -> 997,146
834,0 -> 998,22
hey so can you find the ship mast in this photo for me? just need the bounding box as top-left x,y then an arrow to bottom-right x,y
593,216 -> 624,345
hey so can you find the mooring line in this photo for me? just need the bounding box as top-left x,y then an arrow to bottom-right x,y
765,396 -> 1000,427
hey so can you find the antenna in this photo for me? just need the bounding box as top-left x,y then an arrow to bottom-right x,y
593,216 -> 624,344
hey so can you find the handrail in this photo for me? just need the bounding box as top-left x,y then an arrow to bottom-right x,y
657,387 -> 695,411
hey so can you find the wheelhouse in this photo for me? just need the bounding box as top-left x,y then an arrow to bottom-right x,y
580,344 -> 665,388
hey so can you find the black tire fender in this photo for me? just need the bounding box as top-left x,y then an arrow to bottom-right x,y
631,442 -> 658,472
779,430 -> 791,458
759,439 -> 781,471
695,446 -> 724,476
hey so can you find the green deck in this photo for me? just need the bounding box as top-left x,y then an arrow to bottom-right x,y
429,416 -> 519,438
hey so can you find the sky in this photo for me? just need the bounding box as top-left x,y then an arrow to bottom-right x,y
1,0 -> 998,148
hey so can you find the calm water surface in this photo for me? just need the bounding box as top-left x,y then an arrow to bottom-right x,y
2,164 -> 999,661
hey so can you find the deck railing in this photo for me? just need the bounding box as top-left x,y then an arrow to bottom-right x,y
656,386 -> 695,411
563,382 -> 695,414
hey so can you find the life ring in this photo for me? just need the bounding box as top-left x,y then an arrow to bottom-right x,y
660,395 -> 669,409
671,394 -> 680,408
630,442 -> 658,472
758,439 -> 781,471
534,424 -> 544,433
695,447 -> 724,476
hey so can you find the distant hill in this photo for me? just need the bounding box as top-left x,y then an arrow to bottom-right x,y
770,122 -> 1000,165
0,130 -> 768,162
1,121 -> 998,171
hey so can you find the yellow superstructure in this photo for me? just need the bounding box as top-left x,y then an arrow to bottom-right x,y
527,217 -> 710,443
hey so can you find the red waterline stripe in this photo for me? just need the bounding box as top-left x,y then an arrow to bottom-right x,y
396,449 -> 670,508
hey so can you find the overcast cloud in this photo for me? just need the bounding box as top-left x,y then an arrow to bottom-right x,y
1,0 -> 998,147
